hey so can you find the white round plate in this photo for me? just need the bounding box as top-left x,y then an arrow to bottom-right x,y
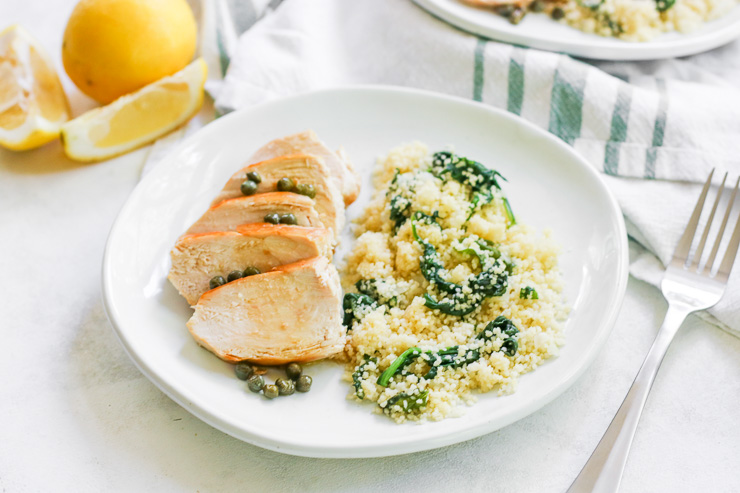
415,0 -> 740,60
102,86 -> 628,458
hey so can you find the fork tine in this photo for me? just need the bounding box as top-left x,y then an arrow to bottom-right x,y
706,176 -> 740,272
691,172 -> 727,270
717,187 -> 740,280
673,169 -> 714,264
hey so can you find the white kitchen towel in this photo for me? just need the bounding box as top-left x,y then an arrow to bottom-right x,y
198,0 -> 282,107
168,0 -> 740,336
140,0 -> 281,176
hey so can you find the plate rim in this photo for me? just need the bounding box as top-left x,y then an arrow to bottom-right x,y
102,85 -> 630,458
414,0 -> 740,61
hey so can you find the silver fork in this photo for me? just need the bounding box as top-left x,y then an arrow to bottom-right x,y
567,170 -> 740,493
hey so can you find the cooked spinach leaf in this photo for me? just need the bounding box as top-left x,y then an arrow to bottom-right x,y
500,338 -> 519,357
413,210 -> 440,226
430,151 -> 516,226
352,355 -> 378,400
422,346 -> 481,379
477,315 -> 519,357
375,316 -> 520,388
377,347 -> 421,386
386,169 -> 418,232
478,315 -> 520,340
342,292 -> 376,329
412,216 -> 509,316
384,390 -> 429,414
356,278 -> 399,307
456,238 -> 500,264
503,197 -> 516,226
411,220 -> 457,295
520,286 -> 539,300
422,271 -> 508,316
389,194 -> 411,232
430,151 -> 505,192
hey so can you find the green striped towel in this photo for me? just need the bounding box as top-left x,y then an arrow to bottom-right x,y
198,0 -> 740,336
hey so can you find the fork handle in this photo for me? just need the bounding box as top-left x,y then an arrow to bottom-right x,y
566,304 -> 692,493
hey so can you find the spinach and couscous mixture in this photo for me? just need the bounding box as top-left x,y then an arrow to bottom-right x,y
342,143 -> 568,423
465,0 -> 738,42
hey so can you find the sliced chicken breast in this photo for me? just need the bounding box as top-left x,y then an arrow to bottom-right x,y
186,192 -> 321,235
187,256 -> 345,365
169,224 -> 333,306
249,130 -> 361,206
210,153 -> 345,237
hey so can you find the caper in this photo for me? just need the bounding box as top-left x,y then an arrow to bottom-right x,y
264,213 -> 280,224
296,375 -> 312,393
246,171 -> 262,184
295,183 -> 316,199
243,266 -> 261,277
263,384 -> 279,399
279,213 -> 297,225
276,378 -> 295,396
247,374 -> 265,393
240,180 -> 258,196
495,5 -> 514,16
227,270 -> 244,282
209,276 -> 226,289
530,0 -> 546,11
551,7 -> 565,19
286,363 -> 302,380
509,8 -> 525,24
277,177 -> 295,192
234,362 -> 254,381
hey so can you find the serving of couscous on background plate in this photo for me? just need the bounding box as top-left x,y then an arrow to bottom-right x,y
556,0 -> 738,41
461,0 -> 739,41
342,143 -> 569,422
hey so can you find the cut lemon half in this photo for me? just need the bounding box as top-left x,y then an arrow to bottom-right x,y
61,57 -> 206,162
0,25 -> 70,151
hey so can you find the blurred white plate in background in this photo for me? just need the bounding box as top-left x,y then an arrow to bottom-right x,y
415,0 -> 740,60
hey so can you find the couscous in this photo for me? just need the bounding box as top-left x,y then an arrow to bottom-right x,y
464,0 -> 738,41
560,0 -> 737,41
342,143 -> 568,423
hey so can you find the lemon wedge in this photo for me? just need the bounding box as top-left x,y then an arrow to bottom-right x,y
61,58 -> 206,162
0,25 -> 70,151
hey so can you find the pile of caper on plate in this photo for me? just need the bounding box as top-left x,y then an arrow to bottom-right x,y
209,266 -> 261,290
235,362 -> 312,399
276,176 -> 316,198
239,170 -> 317,200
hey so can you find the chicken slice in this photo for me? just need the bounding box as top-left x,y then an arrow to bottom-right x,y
186,192 -> 321,235
169,224 -> 333,306
187,256 -> 345,365
210,153 -> 345,238
249,130 -> 361,206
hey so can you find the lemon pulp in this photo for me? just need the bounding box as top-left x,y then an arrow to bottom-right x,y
92,82 -> 190,147
0,25 -> 70,151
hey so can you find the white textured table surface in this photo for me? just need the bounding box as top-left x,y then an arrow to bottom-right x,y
1,2 -> 739,492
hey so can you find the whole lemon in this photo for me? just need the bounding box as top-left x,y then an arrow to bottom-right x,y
62,0 -> 197,104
